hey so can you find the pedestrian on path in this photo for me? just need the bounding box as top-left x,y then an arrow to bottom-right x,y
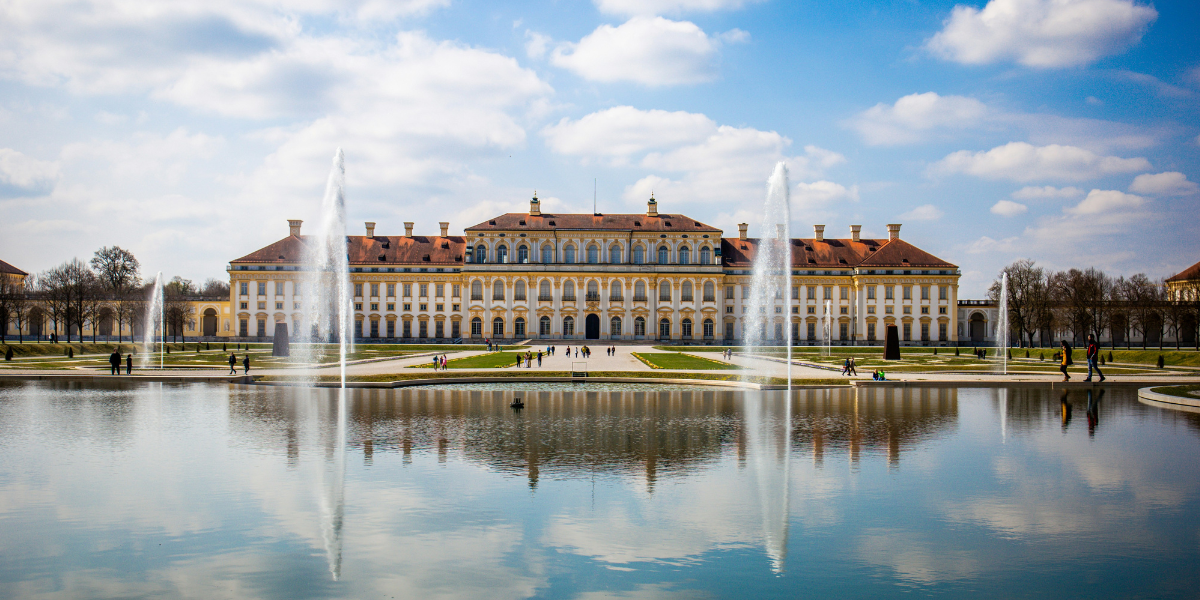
109,350 -> 121,375
126,354 -> 132,375
849,357 -> 857,376
432,355 -> 439,370
1058,340 -> 1072,381
229,353 -> 237,374
1084,334 -> 1105,382
841,358 -> 850,376
537,351 -> 542,367
243,355 -> 250,374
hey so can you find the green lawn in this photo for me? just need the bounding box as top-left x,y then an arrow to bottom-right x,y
1149,384 -> 1200,399
416,351 -> 549,370
632,352 -> 741,370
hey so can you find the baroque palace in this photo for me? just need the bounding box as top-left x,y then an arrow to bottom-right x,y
227,195 -> 962,344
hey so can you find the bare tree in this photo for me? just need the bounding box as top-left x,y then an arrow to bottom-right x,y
1122,274 -> 1160,349
0,275 -> 15,339
113,289 -> 141,344
90,246 -> 141,291
989,259 -> 1051,347
38,266 -> 70,342
1162,280 -> 1188,350
163,284 -> 194,343
200,278 -> 230,297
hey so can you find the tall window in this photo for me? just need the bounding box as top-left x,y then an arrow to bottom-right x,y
515,318 -> 525,337
492,280 -> 505,301
514,280 -> 526,301
369,283 -> 378,297
403,283 -> 412,297
474,244 -> 486,263
542,245 -> 553,263
609,246 -> 622,263
493,317 -> 504,337
586,280 -> 599,301
496,245 -> 508,264
726,285 -> 735,300
539,316 -> 551,335
632,246 -> 644,264
564,245 -> 576,263
921,286 -> 930,300
354,283 -> 363,297
539,279 -> 551,300
939,286 -> 948,301
703,319 -> 714,338
807,286 -> 815,300
563,316 -> 575,336
867,286 -> 876,300
682,318 -> 693,337
471,317 -> 482,336
659,318 -> 671,338
904,286 -> 912,300
659,281 -> 671,301
699,247 -> 711,265
258,282 -> 267,296
658,246 -> 669,264
886,286 -> 894,300
610,281 -> 623,300
239,282 -> 248,296
276,281 -> 286,295
587,245 -> 599,264
678,246 -> 690,265
471,280 -> 483,300
435,283 -> 444,297
824,286 -> 832,299
703,282 -> 715,301
610,317 -> 622,336
563,280 -> 576,301
681,281 -> 693,301
634,281 -> 647,301
517,245 -> 528,263
419,284 -> 428,297
840,286 -> 849,300
634,316 -> 646,336
387,283 -> 395,297
452,284 -> 460,298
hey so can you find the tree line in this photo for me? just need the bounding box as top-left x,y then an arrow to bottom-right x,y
0,247 -> 230,343
990,259 -> 1200,349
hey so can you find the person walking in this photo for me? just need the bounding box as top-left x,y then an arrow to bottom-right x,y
126,354 -> 132,375
849,357 -> 858,376
841,357 -> 850,376
243,354 -> 250,374
229,353 -> 237,374
1084,334 -> 1105,382
537,351 -> 542,367
109,350 -> 120,375
1058,340 -> 1072,382
432,355 -> 439,371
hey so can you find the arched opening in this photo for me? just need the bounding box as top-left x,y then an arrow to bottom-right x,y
539,279 -> 551,300
969,312 -> 986,342
585,314 -> 600,339
699,246 -> 711,265
517,245 -> 528,263
471,280 -> 483,300
609,245 -> 622,263
659,318 -> 671,339
470,317 -> 482,337
681,281 -> 693,301
681,318 -> 693,338
610,316 -> 622,336
539,315 -> 551,336
202,308 -> 218,337
514,317 -> 525,338
563,316 -> 575,336
678,246 -> 690,265
703,318 -> 714,339
563,280 -> 576,301
474,244 -> 487,264
492,317 -> 504,338
703,281 -> 715,301
610,281 -> 623,301
632,245 -> 644,264
587,244 -> 599,264
496,244 -> 508,264
514,280 -> 526,301
492,280 -> 505,301
634,316 -> 646,337
659,281 -> 671,301
541,245 -> 553,263
657,246 -> 670,264
564,245 -> 576,263
634,281 -> 646,301
586,280 -> 599,301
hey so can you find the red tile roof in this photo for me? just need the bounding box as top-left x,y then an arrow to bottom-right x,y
231,235 -> 466,265
466,213 -> 722,233
1167,259 -> 1200,283
721,237 -> 956,269
0,259 -> 27,276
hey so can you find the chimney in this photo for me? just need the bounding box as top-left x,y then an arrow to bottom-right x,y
404,222 -> 414,237
439,222 -> 449,237
365,222 -> 376,237
530,191 -> 541,216
887,223 -> 901,240
814,225 -> 825,241
288,219 -> 302,237
738,223 -> 748,241
850,225 -> 861,242
647,192 -> 658,216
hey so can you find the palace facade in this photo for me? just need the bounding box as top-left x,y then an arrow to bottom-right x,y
226,195 -> 963,344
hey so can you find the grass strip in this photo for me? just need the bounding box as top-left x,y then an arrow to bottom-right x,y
632,352 -> 740,370
1149,384 -> 1200,399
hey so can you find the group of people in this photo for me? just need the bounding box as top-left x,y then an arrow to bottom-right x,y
870,370 -> 887,381
430,354 -> 449,370
513,351 -> 543,368
1058,334 -> 1105,382
563,345 -> 593,358
108,350 -> 132,375
841,357 -> 858,376
227,353 -> 250,374
721,348 -> 734,360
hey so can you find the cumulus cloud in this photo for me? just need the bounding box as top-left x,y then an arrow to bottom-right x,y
551,17 -> 742,85
990,199 -> 1028,216
899,204 -> 944,221
926,0 -> 1158,68
1010,185 -> 1084,200
524,31 -> 552,59
1128,171 -> 1199,196
849,92 -> 989,145
594,0 -> 765,16
0,148 -> 59,196
930,142 -> 1150,182
541,106 -> 717,162
793,180 -> 859,208
1064,189 -> 1144,214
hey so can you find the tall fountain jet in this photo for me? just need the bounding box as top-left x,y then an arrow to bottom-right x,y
140,272 -> 163,369
998,272 -> 1009,375
745,163 -> 794,388
297,149 -> 354,388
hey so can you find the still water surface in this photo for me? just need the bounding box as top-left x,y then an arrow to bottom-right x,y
1,381 -> 1198,599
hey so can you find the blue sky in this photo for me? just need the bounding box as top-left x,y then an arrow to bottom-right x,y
0,0 -> 1197,295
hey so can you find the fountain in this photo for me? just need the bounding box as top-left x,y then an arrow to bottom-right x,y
140,272 -> 163,369
997,272 -> 1009,375
823,299 -> 832,358
744,163 -> 794,388
296,149 -> 354,388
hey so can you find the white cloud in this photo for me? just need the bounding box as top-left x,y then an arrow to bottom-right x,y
793,181 -> 859,209
1010,185 -> 1084,200
849,92 -> 989,145
1128,171 -> 1199,196
990,199 -> 1028,216
541,106 -> 717,161
930,142 -> 1150,182
524,31 -> 552,59
0,148 -> 59,195
594,0 -> 764,16
926,0 -> 1158,68
1064,189 -> 1144,214
899,204 -> 944,221
551,17 -> 738,85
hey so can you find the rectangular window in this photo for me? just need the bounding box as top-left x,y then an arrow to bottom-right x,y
239,282 -> 248,296
840,286 -> 849,300
886,306 -> 894,314
451,321 -> 460,338
370,320 -> 379,338
403,303 -> 411,311
939,285 -> 948,301
724,322 -> 734,339
419,303 -> 428,312
258,282 -> 267,296
387,320 -> 395,338
370,303 -> 379,311
840,306 -> 848,314
452,304 -> 460,312
939,323 -> 947,341
867,286 -> 876,300
436,283 -> 444,297
276,302 -> 283,310
792,286 -> 799,299
239,319 -> 247,336
403,283 -> 412,297
419,284 -> 428,297
885,286 -> 894,300
903,323 -> 911,341
792,306 -> 799,313
419,321 -> 428,338
452,284 -> 461,298
371,283 -> 379,297
867,305 -> 875,314
387,283 -> 395,297
434,303 -> 443,312
807,306 -> 815,314
276,282 -> 285,296
726,286 -> 734,300
903,306 -> 912,314
294,302 -> 300,310
257,319 -> 266,337
867,323 -> 876,342
824,286 -> 832,300
921,306 -> 929,314
742,285 -> 749,297
807,322 -> 816,341
403,320 -> 412,337
239,302 -> 248,310
903,286 -> 912,300
921,286 -> 930,301
921,323 -> 929,342
387,303 -> 395,311
839,323 -> 848,340
939,306 -> 947,314
354,302 -> 362,311
258,301 -> 266,310
726,306 -> 733,313
436,321 -> 445,338
807,286 -> 815,300
354,283 -> 363,297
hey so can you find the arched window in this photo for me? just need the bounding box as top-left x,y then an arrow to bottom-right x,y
564,245 -> 576,263
703,318 -> 714,338
610,281 -> 623,300
470,317 -> 482,336
658,246 -> 669,264
474,244 -> 487,264
659,281 -> 671,301
632,245 -> 644,264
539,279 -> 551,300
563,316 -> 575,336
587,244 -> 599,264
514,317 -> 525,337
678,246 -> 690,265
492,317 -> 504,337
496,244 -> 508,264
634,281 -> 647,301
609,245 -> 622,263
659,318 -> 671,338
611,317 -> 622,336
517,245 -> 528,263
703,281 -> 715,301
514,280 -> 526,301
682,318 -> 693,338
563,280 -> 576,301
542,245 -> 553,263
635,316 -> 646,336
540,315 -> 551,335
471,280 -> 483,300
699,246 -> 711,265
681,281 -> 693,301
492,280 -> 505,301
586,280 -> 599,300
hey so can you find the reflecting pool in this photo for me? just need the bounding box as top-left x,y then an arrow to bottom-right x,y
1,381 -> 1199,599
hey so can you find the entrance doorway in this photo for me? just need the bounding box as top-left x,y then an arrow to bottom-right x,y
969,313 -> 986,342
585,314 -> 600,339
203,308 -> 218,336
